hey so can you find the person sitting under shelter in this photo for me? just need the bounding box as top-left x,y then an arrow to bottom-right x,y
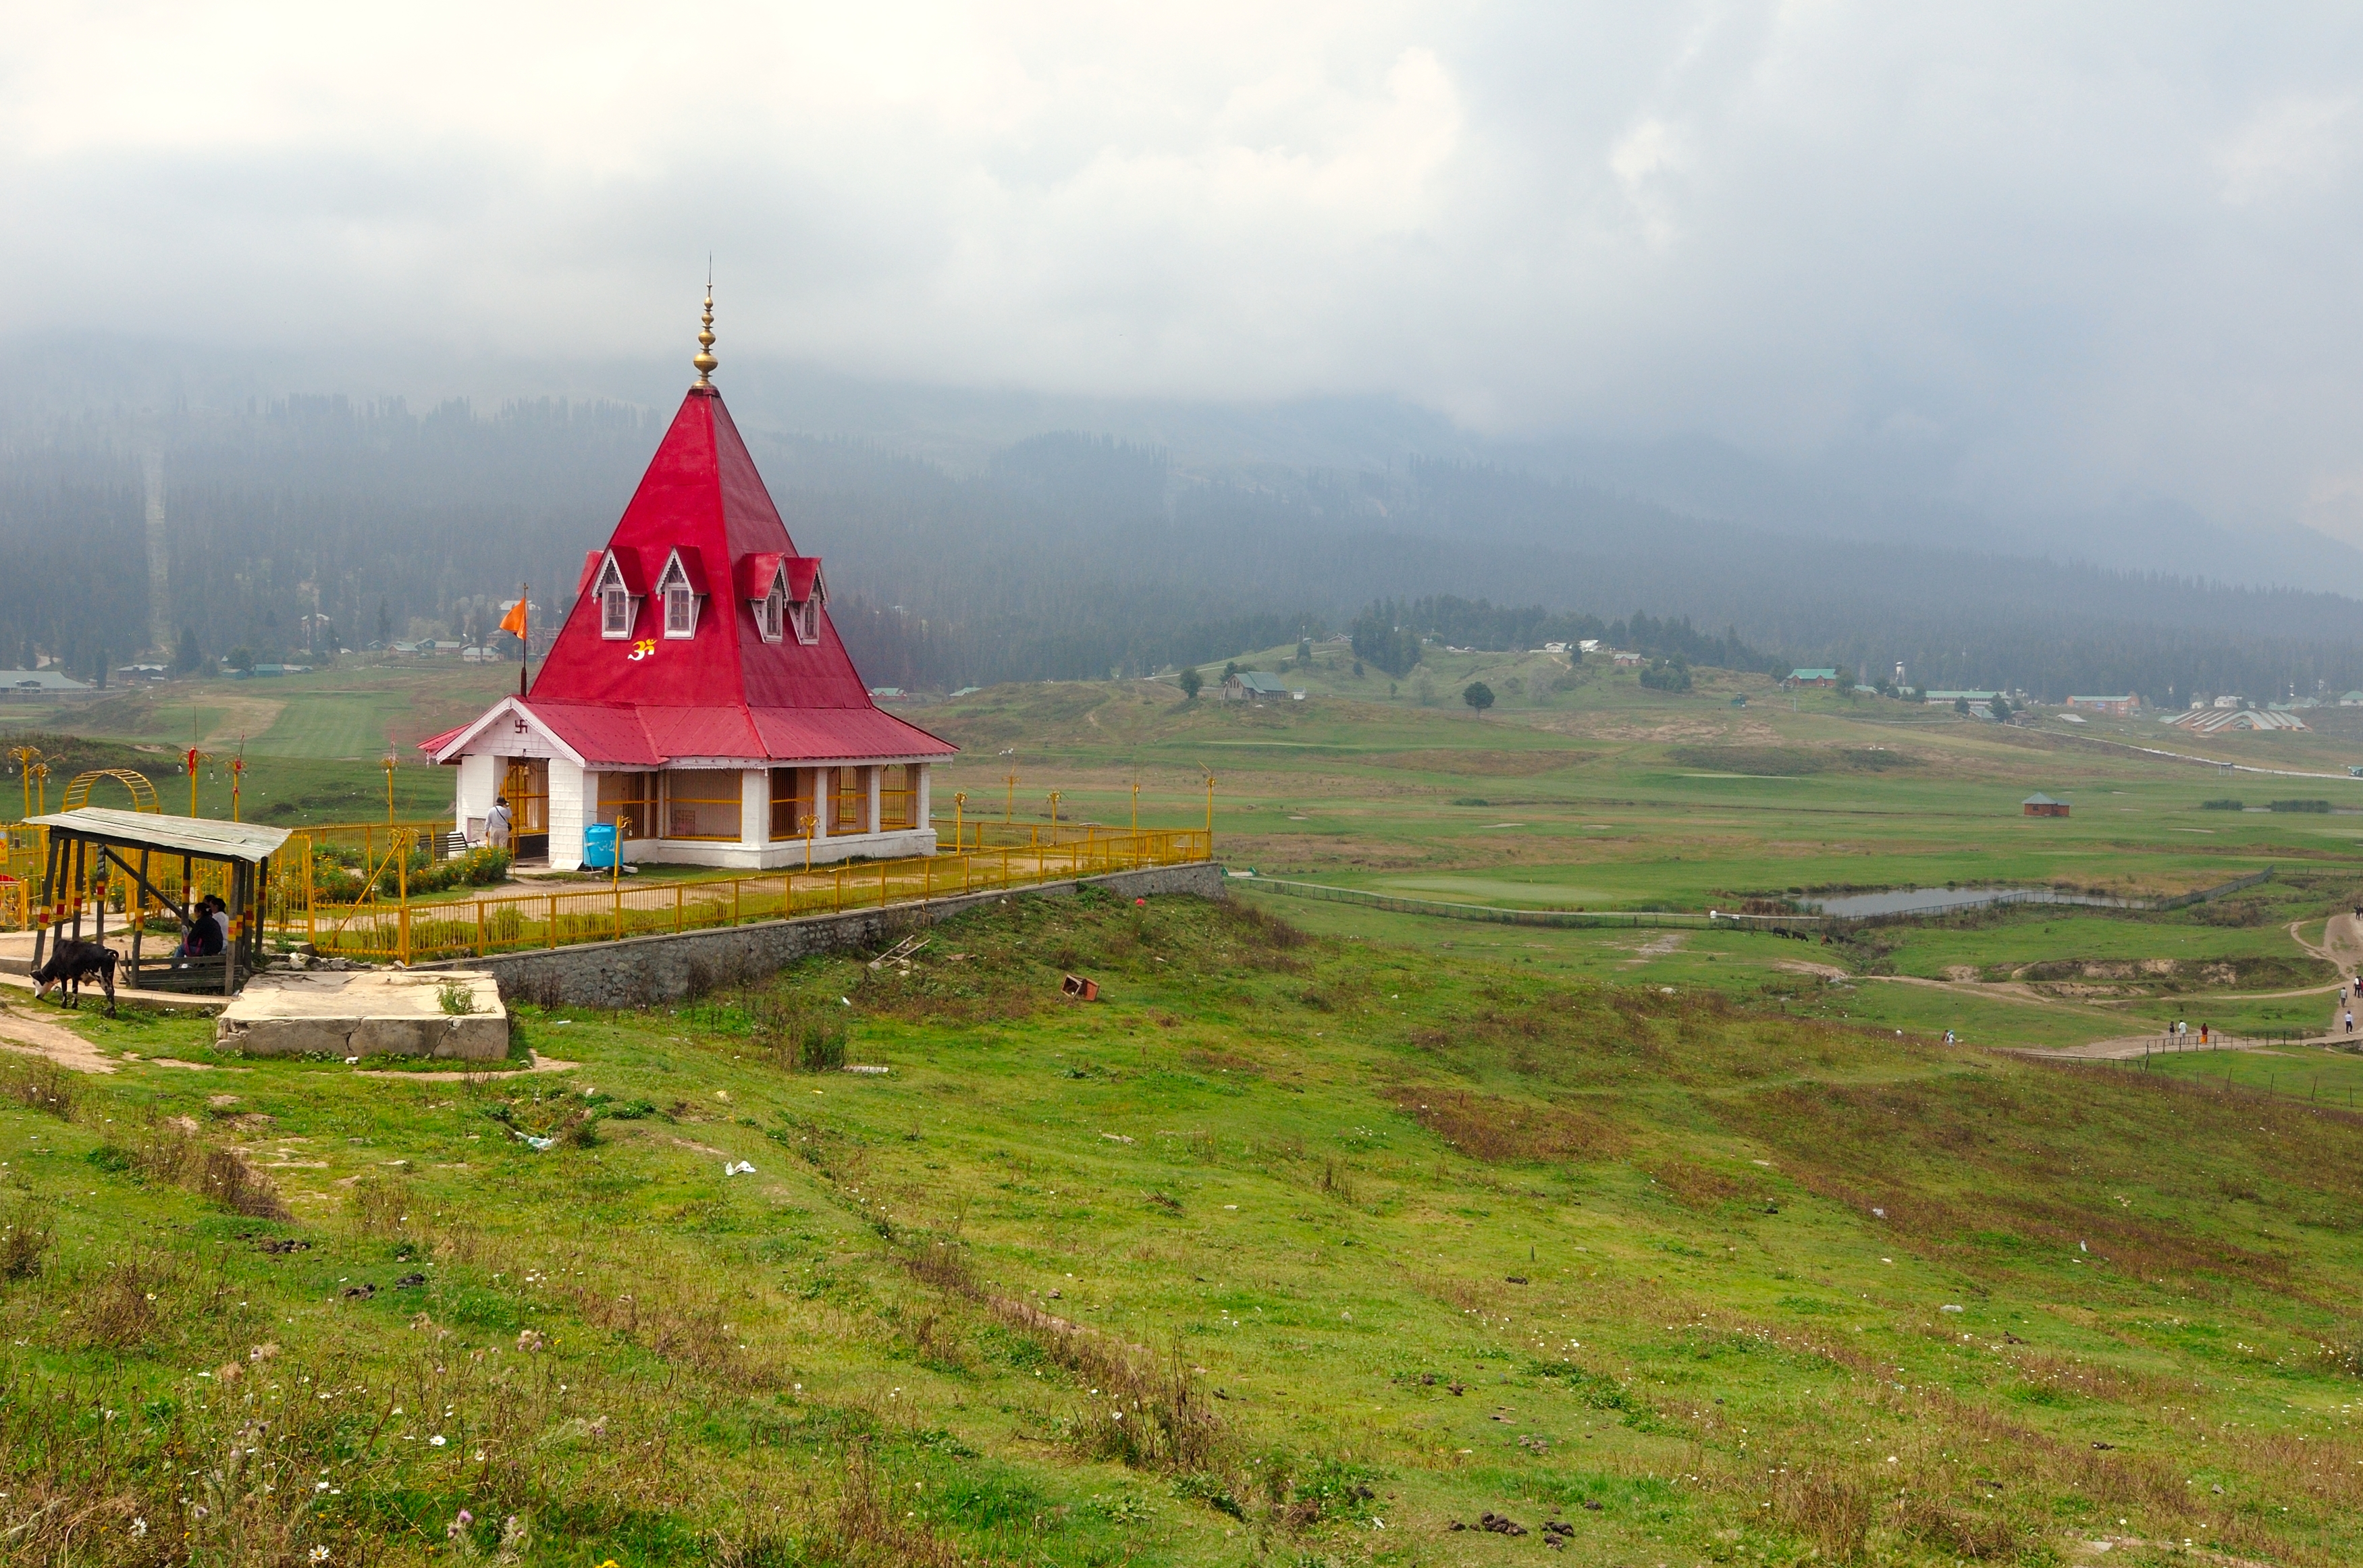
181,895 -> 226,958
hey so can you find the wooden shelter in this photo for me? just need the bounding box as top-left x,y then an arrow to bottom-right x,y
26,808 -> 293,995
2022,793 -> 2070,817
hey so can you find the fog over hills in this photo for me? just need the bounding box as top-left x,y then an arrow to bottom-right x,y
3,341 -> 2363,707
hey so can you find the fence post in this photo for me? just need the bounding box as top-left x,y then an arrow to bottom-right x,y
675,883 -> 684,933
880,859 -> 888,909
614,880 -> 622,943
477,900 -> 486,958
733,877 -> 742,928
834,865 -> 844,913
549,893 -> 558,949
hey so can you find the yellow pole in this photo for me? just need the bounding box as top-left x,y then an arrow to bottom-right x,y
1204,774 -> 1215,852
9,745 -> 38,822
396,830 -> 409,965
230,758 -> 244,823
32,763 -> 46,819
1048,790 -> 1061,837
383,757 -> 396,826
1004,769 -> 1017,823
803,811 -> 816,871
953,791 -> 965,855
1130,779 -> 1139,836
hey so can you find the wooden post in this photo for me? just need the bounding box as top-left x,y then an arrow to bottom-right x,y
132,847 -> 147,981
67,840 -> 84,943
223,861 -> 243,996
30,831 -> 60,977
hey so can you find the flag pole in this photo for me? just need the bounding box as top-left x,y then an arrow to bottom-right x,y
517,581 -> 529,699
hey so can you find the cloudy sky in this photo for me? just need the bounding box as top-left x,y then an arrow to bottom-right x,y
9,3 -> 2363,536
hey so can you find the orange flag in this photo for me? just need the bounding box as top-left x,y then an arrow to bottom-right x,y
498,598 -> 529,639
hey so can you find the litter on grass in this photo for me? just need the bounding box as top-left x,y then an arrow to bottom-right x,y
723,1160 -> 757,1177
843,1064 -> 890,1075
521,1135 -> 555,1151
1061,973 -> 1100,1001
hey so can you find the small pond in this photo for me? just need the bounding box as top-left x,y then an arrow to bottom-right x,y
1807,886 -> 2140,919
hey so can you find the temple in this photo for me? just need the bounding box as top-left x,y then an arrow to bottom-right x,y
420,290 -> 956,870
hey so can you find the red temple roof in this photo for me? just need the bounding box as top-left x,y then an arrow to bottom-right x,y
427,385 -> 952,767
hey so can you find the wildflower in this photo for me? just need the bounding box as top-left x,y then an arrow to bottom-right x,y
446,1509 -> 475,1540
132,1519 -> 148,1538
309,1548 -> 331,1563
429,1434 -> 448,1447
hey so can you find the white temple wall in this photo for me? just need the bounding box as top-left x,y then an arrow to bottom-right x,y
546,757 -> 588,870
454,754 -> 497,843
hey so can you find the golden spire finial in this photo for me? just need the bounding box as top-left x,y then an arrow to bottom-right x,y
692,261 -> 718,387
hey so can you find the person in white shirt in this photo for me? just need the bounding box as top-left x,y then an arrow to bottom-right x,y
485,794 -> 513,850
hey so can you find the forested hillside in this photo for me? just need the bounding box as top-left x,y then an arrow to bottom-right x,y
5,395 -> 2363,703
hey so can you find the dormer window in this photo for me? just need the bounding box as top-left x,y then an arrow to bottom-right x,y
743,553 -> 826,646
593,554 -> 639,640
656,553 -> 700,639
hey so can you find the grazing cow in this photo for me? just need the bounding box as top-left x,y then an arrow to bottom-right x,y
32,938 -> 117,1015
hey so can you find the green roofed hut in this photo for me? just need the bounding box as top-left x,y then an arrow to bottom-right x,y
2022,793 -> 2070,817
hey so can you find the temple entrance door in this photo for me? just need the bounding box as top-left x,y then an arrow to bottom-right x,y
501,757 -> 550,860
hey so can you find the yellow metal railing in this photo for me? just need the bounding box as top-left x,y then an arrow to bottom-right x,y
304,825 -> 1210,965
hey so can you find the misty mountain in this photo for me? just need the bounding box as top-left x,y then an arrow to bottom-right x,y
4,348 -> 2363,706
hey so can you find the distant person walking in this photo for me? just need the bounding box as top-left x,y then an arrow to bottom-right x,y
2200,1023 -> 2210,1047
485,794 -> 512,851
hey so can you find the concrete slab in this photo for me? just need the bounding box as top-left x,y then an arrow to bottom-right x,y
217,970 -> 509,1060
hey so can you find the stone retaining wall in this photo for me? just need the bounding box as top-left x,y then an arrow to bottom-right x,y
411,861 -> 1227,1009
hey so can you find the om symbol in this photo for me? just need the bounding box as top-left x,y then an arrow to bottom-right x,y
627,639 -> 657,662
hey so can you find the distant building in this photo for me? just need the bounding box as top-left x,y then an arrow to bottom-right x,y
0,668 -> 89,693
2167,707 -> 2308,734
2023,793 -> 2070,817
2212,695 -> 2242,708
2341,691 -> 2363,707
2067,694 -> 2139,718
1924,689 -> 1998,705
1221,671 -> 1290,702
1787,668 -> 1839,688
1611,651 -> 1645,668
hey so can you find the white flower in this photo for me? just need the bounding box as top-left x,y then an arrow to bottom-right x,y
429,1435 -> 447,1447
310,1548 -> 332,1563
132,1519 -> 148,1538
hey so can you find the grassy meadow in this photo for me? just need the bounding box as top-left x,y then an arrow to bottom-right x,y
8,652 -> 2363,1564
10,890 -> 2363,1567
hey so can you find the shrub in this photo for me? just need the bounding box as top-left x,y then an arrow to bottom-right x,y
1639,657 -> 1693,693
0,1193 -> 54,1280
2268,799 -> 2332,813
751,994 -> 849,1071
2200,799 -> 2244,811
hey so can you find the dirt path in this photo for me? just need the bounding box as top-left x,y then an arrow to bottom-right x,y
0,1004 -> 116,1073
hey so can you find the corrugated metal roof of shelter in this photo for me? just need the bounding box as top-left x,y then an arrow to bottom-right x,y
2022,793 -> 2066,807
27,808 -> 294,862
1235,671 -> 1290,693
